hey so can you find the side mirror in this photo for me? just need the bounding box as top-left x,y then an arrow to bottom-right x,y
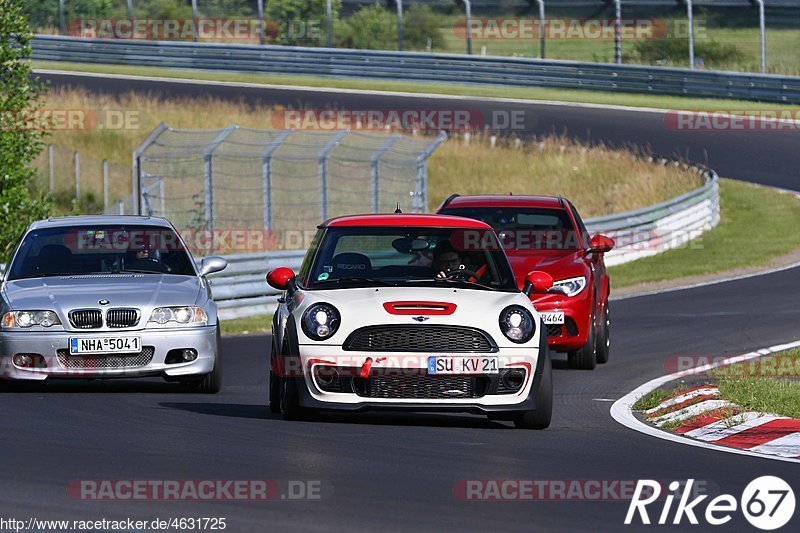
588,234 -> 615,254
267,267 -> 296,291
198,256 -> 228,276
523,270 -> 553,296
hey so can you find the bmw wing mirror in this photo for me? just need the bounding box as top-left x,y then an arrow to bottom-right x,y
199,256 -> 228,277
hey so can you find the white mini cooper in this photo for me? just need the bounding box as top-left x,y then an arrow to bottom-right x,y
266,214 -> 554,429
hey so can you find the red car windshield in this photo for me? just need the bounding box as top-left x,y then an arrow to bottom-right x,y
439,207 -> 583,251
301,227 -> 517,291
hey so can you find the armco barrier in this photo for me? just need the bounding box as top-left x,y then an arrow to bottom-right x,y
205,163 -> 719,319
31,35 -> 800,104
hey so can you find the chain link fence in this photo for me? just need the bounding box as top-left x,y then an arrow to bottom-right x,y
31,144 -> 134,214
134,124 -> 446,255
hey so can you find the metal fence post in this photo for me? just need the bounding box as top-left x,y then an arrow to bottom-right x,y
327,0 -> 334,47
261,130 -> 293,230
614,0 -> 622,64
317,131 -> 348,222
536,0 -> 546,59
125,0 -> 133,20
370,135 -> 401,213
397,0 -> 404,51
48,144 -> 54,193
756,0 -> 766,73
687,0 -> 695,69
59,0 -> 65,35
102,159 -> 109,211
74,151 -> 80,199
191,0 -> 199,42
464,0 -> 472,55
118,201 -> 124,215
203,126 -> 238,249
159,179 -> 165,216
257,0 -> 266,45
414,132 -> 448,213
132,122 -> 169,215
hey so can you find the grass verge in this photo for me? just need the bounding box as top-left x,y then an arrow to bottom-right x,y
32,60 -> 799,114
632,384 -> 687,412
610,179 -> 800,288
713,348 -> 800,419
38,87 -> 702,217
219,314 -> 273,336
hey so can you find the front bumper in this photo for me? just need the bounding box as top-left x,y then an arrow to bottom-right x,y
532,292 -> 592,352
281,342 -> 546,413
0,326 -> 217,381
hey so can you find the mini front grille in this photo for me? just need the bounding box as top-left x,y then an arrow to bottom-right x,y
343,325 -> 496,353
355,374 -> 486,399
106,308 -> 140,328
56,346 -> 155,369
69,309 -> 103,329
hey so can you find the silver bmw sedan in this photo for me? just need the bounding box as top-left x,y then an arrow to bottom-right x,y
0,216 -> 227,392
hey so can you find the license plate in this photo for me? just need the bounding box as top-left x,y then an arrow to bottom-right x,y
427,356 -> 499,375
69,336 -> 141,355
540,312 -> 565,325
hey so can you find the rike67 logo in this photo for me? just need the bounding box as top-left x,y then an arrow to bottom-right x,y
626,477 -> 795,530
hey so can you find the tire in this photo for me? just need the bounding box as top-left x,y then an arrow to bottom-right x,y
280,377 -> 312,421
193,328 -> 222,394
568,316 -> 597,370
269,370 -> 281,414
595,302 -> 610,365
513,347 -> 553,430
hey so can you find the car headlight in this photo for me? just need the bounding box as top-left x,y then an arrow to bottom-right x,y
301,303 -> 340,341
148,306 -> 208,326
2,310 -> 61,329
499,305 -> 535,344
552,276 -> 587,297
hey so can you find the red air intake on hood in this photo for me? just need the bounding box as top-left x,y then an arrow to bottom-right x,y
382,301 -> 457,315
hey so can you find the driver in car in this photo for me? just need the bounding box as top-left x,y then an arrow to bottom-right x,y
433,241 -> 486,281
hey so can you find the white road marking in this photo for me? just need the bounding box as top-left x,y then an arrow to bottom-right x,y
610,338 -> 800,464
645,387 -> 719,415
749,432 -> 800,458
652,400 -> 731,427
684,414 -> 786,442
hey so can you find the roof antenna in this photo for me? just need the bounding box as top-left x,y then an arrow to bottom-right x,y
394,202 -> 402,214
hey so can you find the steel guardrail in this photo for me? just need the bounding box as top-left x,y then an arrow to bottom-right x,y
31,35 -> 800,104
203,163 -> 719,319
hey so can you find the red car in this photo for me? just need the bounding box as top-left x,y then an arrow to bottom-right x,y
437,195 -> 614,370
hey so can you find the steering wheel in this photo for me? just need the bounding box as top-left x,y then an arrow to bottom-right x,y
444,268 -> 479,280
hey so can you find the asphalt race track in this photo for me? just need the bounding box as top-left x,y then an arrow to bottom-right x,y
1,71 -> 798,531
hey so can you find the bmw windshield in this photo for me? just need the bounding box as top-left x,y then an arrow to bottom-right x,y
7,225 -> 196,280
301,227 -> 518,291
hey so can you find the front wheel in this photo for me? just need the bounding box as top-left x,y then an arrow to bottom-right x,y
192,328 -> 222,393
512,348 -> 553,430
568,317 -> 597,370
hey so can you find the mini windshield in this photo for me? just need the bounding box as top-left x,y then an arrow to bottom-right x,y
439,207 -> 582,251
305,227 -> 517,291
7,225 -> 196,280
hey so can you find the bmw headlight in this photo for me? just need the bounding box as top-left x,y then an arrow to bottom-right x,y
499,305 -> 535,344
1,310 -> 61,329
148,306 -> 208,326
301,303 -> 340,341
552,276 -> 587,297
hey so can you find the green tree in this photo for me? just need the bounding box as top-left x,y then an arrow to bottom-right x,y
265,0 -> 341,46
0,0 -> 51,260
336,4 -> 396,50
403,4 -> 445,51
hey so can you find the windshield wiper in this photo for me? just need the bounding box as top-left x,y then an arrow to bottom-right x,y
315,277 -> 397,287
112,269 -> 167,275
